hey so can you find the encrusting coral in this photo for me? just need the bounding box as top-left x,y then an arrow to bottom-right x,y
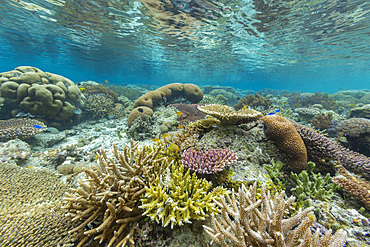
0,118 -> 46,141
198,104 -> 263,125
203,182 -> 348,247
261,115 -> 308,173
181,148 -> 237,174
63,140 -> 173,247
140,163 -> 228,228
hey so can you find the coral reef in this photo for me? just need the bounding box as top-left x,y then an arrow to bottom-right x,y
295,107 -> 321,122
63,140 -> 173,247
203,182 -> 347,247
81,83 -> 125,120
128,83 -> 203,127
0,66 -> 82,125
140,163 -> 227,228
349,104 -> 370,119
181,149 -> 237,174
234,92 -> 272,110
337,118 -> 369,156
292,122 -> 370,179
290,92 -> 339,110
334,177 -> 370,209
0,118 -> 46,141
261,115 -> 307,173
0,162 -> 78,246
198,104 -> 263,125
311,112 -> 333,130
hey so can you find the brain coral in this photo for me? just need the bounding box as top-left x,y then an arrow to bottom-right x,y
0,118 -> 46,141
261,115 -> 307,172
128,83 -> 203,127
0,66 -> 82,125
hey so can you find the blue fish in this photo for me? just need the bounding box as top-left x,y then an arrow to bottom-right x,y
73,109 -> 82,115
33,124 -> 43,129
275,109 -> 281,112
267,112 -> 275,115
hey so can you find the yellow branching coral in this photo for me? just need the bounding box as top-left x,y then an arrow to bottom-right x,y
63,140 -> 173,247
140,163 -> 228,228
203,182 -> 347,247
197,104 -> 262,125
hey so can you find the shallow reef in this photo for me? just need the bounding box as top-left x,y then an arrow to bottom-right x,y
0,81 -> 370,247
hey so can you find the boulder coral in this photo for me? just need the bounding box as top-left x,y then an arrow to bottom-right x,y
128,83 -> 203,126
261,115 -> 307,172
0,66 -> 82,125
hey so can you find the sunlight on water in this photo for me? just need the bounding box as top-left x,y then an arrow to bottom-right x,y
0,0 -> 369,91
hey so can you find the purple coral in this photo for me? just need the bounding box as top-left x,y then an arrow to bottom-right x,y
181,149 -> 237,174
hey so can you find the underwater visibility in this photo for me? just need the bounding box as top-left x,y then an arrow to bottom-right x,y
0,0 -> 369,246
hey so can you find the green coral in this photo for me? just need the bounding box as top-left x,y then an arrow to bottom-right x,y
140,163 -> 228,228
290,161 -> 339,208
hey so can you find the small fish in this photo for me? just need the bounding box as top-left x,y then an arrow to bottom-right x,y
73,109 -> 82,115
176,111 -> 183,116
162,133 -> 169,138
210,91 -> 215,94
166,143 -> 179,152
79,87 -> 85,92
152,138 -> 160,142
261,93 -> 266,95
275,109 -> 280,112
26,166 -> 34,169
212,125 -> 218,128
282,102 -> 288,104
33,124 -> 43,129
349,103 -> 357,107
177,124 -> 184,129
108,114 -> 115,119
105,80 -> 109,83
267,112 -> 275,115
242,105 -> 247,110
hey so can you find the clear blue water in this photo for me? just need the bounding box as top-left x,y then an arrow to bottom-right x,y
0,0 -> 369,93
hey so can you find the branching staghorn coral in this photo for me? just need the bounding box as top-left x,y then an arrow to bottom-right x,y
63,140 -> 173,247
203,182 -> 347,247
140,163 -> 228,228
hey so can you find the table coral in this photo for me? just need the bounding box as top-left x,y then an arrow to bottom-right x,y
203,182 -> 348,247
63,140 -> 173,247
261,115 -> 307,172
0,118 -> 46,141
181,149 -> 237,174
198,104 -> 263,125
140,163 -> 228,228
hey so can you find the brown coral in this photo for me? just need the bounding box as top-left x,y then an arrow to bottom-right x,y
63,140 -> 173,247
233,92 -> 272,110
198,104 -> 263,125
128,83 -> 203,127
168,103 -> 207,125
261,115 -> 307,172
334,177 -> 370,209
292,122 -> 370,179
310,112 -> 333,130
0,118 -> 46,142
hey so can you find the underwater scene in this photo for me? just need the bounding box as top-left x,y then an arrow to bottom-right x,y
0,0 -> 369,246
